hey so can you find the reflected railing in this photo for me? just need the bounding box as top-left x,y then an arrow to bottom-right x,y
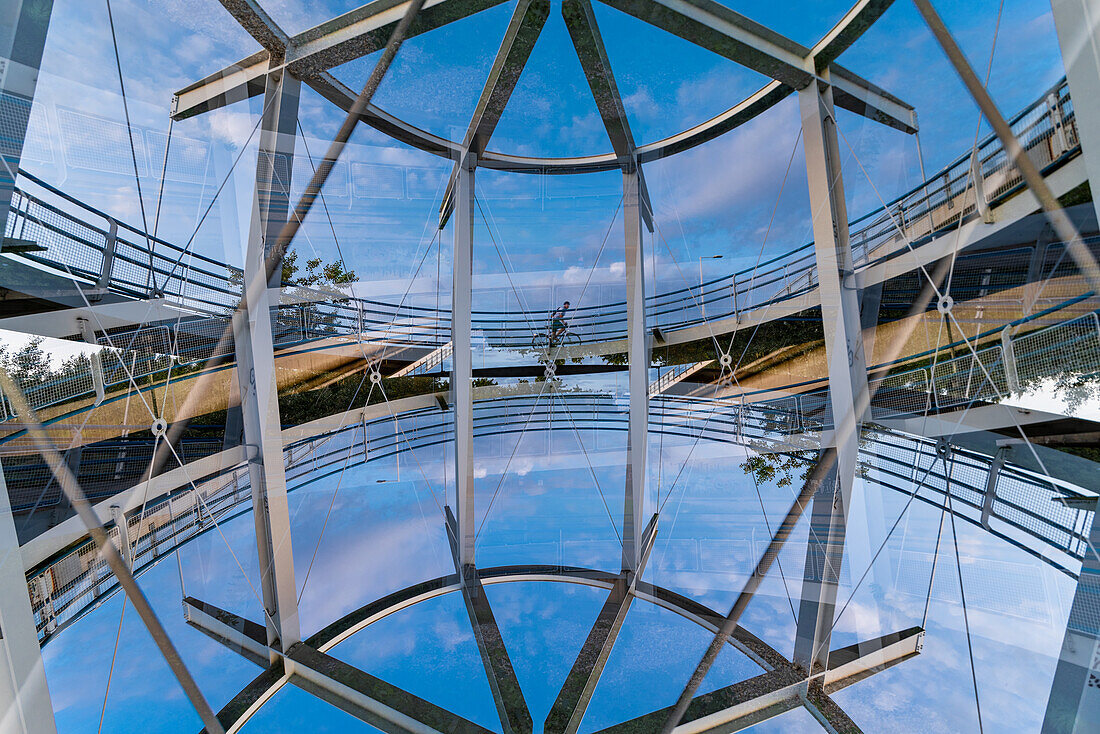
0,80 -> 1083,364
22,385 -> 1095,645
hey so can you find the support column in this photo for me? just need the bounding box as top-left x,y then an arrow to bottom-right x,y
453,154 -> 475,567
0,0 -> 52,245
622,167 -> 648,573
0,461 -> 57,734
1042,10 -> 1100,728
793,73 -> 870,676
234,65 -> 301,664
1052,0 -> 1100,228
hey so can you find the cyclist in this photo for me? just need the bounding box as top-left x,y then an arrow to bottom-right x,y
550,301 -> 570,343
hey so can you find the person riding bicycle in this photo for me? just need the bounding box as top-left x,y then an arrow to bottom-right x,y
550,301 -> 570,342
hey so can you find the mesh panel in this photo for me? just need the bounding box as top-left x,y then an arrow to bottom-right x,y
57,107 -> 147,175
932,346 -> 1008,406
1014,313 -> 1100,385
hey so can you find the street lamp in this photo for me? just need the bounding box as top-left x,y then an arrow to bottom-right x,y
699,255 -> 723,320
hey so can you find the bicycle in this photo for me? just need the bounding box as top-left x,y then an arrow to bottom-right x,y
531,320 -> 581,353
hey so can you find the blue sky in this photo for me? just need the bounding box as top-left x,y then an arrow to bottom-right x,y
38,418 -> 1080,732
15,0 -> 1069,299
18,1 -> 1090,731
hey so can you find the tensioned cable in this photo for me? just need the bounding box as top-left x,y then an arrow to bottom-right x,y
722,127 -> 804,371
809,290 -> 1006,667
475,193 -> 541,341
649,126 -> 830,516
944,451 -> 985,734
8,0 -> 429,626
474,196 -> 627,540
748,467 -> 798,624
156,434 -> 281,633
552,390 -> 623,545
376,380 -> 443,508
921,483 -> 950,629
943,0 -> 1005,299
96,597 -> 126,734
296,119 -> 348,273
104,0 -> 156,288
828,96 -> 1088,561
96,428 -> 164,734
0,368 -> 224,734
153,87 -> 278,295
296,378 -> 377,604
151,116 -> 174,241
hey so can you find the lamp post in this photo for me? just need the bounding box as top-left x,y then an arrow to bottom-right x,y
699,255 -> 723,320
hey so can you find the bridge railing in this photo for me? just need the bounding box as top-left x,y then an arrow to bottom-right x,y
645,79 -> 1079,332
4,81 -> 1083,354
22,384 -> 1093,644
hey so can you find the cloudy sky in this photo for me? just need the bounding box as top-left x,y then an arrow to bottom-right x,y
39,418 -> 1079,732
16,1 -> 1089,731
15,0 -> 1069,300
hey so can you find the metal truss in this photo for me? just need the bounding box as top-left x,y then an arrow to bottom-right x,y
183,564 -> 923,734
172,0 -> 916,175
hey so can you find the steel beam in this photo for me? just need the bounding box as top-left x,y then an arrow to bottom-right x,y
0,0 -> 53,251
599,626 -> 918,734
544,515 -> 657,734
1052,0 -> 1100,244
604,668 -> 807,734
444,509 -> 532,734
452,156 -> 476,567
822,626 -> 923,693
660,448 -> 837,734
182,597 -> 495,734
437,0 -> 550,227
0,5 -> 57,729
234,62 -> 302,663
1043,489 -> 1100,731
622,168 -> 650,572
173,0 -> 507,119
286,0 -> 508,77
597,0 -> 916,133
0,463 -> 56,734
172,50 -> 271,120
792,70 -> 870,676
562,0 -> 654,229
467,0 -> 551,157
218,0 -> 289,54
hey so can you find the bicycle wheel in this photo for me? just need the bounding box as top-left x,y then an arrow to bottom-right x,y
531,333 -> 550,351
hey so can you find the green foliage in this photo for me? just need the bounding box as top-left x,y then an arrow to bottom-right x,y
740,451 -> 816,488
0,337 -> 92,392
277,372 -> 446,427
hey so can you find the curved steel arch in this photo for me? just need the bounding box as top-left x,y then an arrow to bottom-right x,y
177,0 -> 912,173
194,564 -> 875,734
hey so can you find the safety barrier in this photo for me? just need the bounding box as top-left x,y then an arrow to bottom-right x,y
1,80 -> 1084,358
22,388 -> 1093,645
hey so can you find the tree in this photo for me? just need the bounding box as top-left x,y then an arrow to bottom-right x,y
228,250 -> 359,339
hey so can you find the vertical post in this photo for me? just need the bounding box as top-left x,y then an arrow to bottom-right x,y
622,167 -> 648,573
91,218 -> 118,301
970,151 -> 992,223
110,505 -> 133,569
1052,0 -> 1100,229
0,461 -> 58,734
1001,326 -> 1020,393
234,64 -> 301,665
0,0 -> 53,248
1043,514 -> 1100,733
1042,11 -> 1100,710
1047,91 -> 1070,157
453,154 -> 476,568
793,72 -> 870,676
